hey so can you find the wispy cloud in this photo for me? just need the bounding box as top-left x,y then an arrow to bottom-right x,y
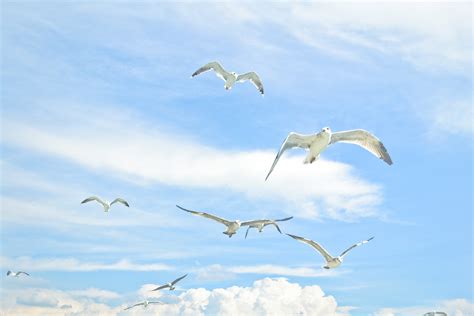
0,256 -> 173,272
2,103 -> 384,222
194,263 -> 343,282
431,100 -> 473,136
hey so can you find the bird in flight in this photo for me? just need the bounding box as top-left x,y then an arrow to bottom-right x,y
6,271 -> 30,277
265,127 -> 392,180
124,300 -> 163,310
423,312 -> 447,316
241,216 -> 294,238
192,61 -> 264,95
151,274 -> 188,291
287,234 -> 374,269
177,205 -> 243,238
81,196 -> 129,212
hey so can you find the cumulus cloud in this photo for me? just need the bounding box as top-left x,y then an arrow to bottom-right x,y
0,256 -> 173,272
2,104 -> 384,222
1,278 -> 349,316
139,278 -> 349,316
375,298 -> 474,316
16,292 -> 59,308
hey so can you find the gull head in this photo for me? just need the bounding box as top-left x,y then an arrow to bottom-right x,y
321,127 -> 331,133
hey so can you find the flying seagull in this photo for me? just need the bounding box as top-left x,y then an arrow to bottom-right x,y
192,61 -> 264,95
151,274 -> 188,291
287,234 -> 374,269
242,216 -> 294,238
177,205 -> 242,238
265,127 -> 392,180
124,300 -> 163,310
6,271 -> 29,277
423,312 -> 447,316
81,196 -> 129,212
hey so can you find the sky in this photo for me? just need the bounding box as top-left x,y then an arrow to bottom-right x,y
0,1 -> 472,315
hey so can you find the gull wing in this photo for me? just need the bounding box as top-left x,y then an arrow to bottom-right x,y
176,205 -> 232,226
264,222 -> 282,233
124,302 -> 144,310
240,219 -> 263,226
339,237 -> 374,258
148,301 -> 164,305
151,284 -> 170,291
244,226 -> 252,239
171,273 -> 188,285
329,129 -> 393,165
274,216 -> 294,222
236,72 -> 264,95
17,271 -> 30,276
265,132 -> 314,180
192,61 -> 231,81
111,198 -> 129,207
81,196 -> 107,207
287,234 -> 333,263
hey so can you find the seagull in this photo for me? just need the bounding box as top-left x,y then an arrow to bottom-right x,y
192,61 -> 264,95
151,274 -> 188,291
242,216 -> 294,238
81,196 -> 129,212
6,271 -> 29,277
265,127 -> 393,180
287,234 -> 374,269
177,205 -> 242,238
423,312 -> 447,316
124,300 -> 163,310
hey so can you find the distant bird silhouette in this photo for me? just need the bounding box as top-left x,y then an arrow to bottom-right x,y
242,217 -> 294,238
151,274 -> 188,291
81,196 -> 129,212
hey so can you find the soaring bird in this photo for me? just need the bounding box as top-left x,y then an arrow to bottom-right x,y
423,312 -> 447,316
192,61 -> 264,95
177,205 -> 242,238
242,216 -> 294,238
151,274 -> 188,291
124,300 -> 163,310
265,127 -> 392,180
81,196 -> 129,212
6,271 -> 29,277
287,234 -> 374,269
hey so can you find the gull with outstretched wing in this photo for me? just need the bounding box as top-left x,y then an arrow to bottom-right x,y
6,271 -> 30,277
151,274 -> 188,291
81,196 -> 129,212
287,234 -> 374,269
177,205 -> 242,238
242,216 -> 293,238
192,61 -> 264,95
265,127 -> 392,180
124,300 -> 163,311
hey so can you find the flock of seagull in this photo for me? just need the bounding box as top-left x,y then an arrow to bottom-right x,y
7,61 -> 398,313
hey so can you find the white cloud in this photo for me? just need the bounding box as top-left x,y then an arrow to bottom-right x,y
69,288 -> 121,301
1,104 -> 385,221
139,278 -> 349,316
0,256 -> 173,272
374,298 -> 474,316
194,264 -> 343,283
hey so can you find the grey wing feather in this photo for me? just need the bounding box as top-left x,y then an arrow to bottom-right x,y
236,72 -> 264,95
245,226 -> 252,239
111,198 -> 129,207
287,234 -> 333,263
176,205 -> 232,226
265,132 -> 314,181
171,274 -> 188,285
265,222 -> 282,233
18,271 -> 30,276
330,130 -> 393,165
274,216 -> 293,222
148,301 -> 164,305
151,284 -> 169,291
240,219 -> 262,226
81,196 -> 106,207
339,237 -> 374,258
192,61 -> 230,81
124,303 -> 143,310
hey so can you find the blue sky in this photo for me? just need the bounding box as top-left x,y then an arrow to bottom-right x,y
1,2 -> 472,315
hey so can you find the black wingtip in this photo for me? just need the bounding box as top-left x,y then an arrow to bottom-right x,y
367,236 -> 375,241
